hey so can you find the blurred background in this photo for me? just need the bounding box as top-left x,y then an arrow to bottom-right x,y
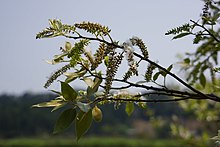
1,0 -> 216,146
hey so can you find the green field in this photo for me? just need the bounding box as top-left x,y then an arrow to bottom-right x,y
0,137 -> 212,147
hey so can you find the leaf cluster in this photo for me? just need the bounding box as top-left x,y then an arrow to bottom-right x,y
36,19 -> 76,39
33,81 -> 103,141
166,1 -> 220,89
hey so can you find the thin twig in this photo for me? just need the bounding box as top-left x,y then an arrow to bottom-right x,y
133,52 -> 212,99
95,96 -> 201,103
190,19 -> 220,42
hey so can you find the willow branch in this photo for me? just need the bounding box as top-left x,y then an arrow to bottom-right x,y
64,34 -> 117,46
133,52 -> 211,99
81,63 -> 195,97
95,96 -> 204,104
134,92 -> 200,98
66,33 -> 220,102
100,84 -> 132,90
81,62 -> 218,102
190,19 -> 220,42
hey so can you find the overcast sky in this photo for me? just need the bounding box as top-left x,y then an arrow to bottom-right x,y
0,1 -> 204,95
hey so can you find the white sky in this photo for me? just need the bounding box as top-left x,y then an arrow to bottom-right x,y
0,0 -> 204,94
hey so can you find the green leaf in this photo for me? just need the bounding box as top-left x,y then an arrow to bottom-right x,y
125,102 -> 134,116
76,102 -> 91,113
92,75 -> 102,93
83,77 -> 94,87
61,81 -> 77,101
64,69 -> 87,83
64,72 -> 79,83
160,70 -> 167,77
87,87 -> 94,97
193,34 -> 202,44
52,53 -> 67,64
46,53 -> 67,64
153,72 -> 160,81
76,109 -> 93,141
167,64 -> 173,72
50,90 -> 62,95
86,74 -> 102,96
51,102 -> 67,112
212,13 -> 220,22
136,81 -> 147,84
53,108 -> 77,134
200,73 -> 206,88
212,53 -> 218,65
172,33 -> 191,40
158,65 -> 173,78
32,99 -> 63,108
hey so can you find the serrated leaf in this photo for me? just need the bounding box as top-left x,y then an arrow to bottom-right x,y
76,109 -> 93,141
125,102 -> 134,116
53,108 -> 76,134
61,81 -> 77,101
76,102 -> 91,113
172,33 -> 191,40
153,72 -> 160,81
200,73 -> 206,88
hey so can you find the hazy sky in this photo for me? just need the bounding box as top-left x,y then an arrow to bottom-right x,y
0,1 -> 204,95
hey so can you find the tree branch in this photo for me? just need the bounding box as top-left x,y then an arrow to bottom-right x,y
132,52 -> 212,100
95,96 -> 205,104
190,19 -> 220,42
65,32 -> 220,102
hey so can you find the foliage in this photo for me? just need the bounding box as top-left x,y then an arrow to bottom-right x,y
34,0 -> 220,142
164,0 -> 220,144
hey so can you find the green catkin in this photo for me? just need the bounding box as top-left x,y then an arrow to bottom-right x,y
44,64 -> 71,88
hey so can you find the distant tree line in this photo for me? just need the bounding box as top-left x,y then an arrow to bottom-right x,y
0,92 -> 189,138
